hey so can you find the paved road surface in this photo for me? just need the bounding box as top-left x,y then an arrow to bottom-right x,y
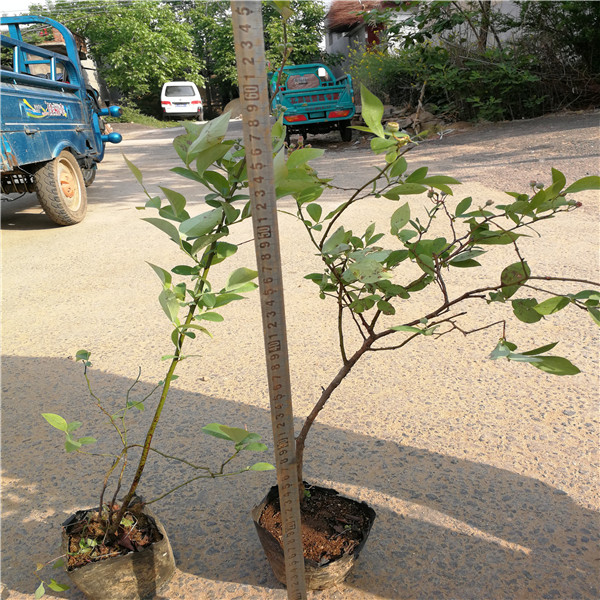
2,112 -> 599,600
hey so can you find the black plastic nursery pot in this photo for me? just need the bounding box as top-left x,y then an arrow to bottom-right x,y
252,483 -> 377,590
61,503 -> 175,600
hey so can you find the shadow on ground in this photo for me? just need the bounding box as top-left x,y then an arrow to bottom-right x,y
1,356 -> 598,599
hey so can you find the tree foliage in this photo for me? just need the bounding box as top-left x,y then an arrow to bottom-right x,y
31,0 -> 202,103
30,0 -> 328,114
174,0 -> 327,110
352,0 -> 600,121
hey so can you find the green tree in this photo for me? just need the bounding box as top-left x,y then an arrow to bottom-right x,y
514,0 -> 600,74
31,0 -> 203,107
172,0 -> 328,113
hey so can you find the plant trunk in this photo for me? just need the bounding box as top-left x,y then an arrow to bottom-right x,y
295,336 -> 375,500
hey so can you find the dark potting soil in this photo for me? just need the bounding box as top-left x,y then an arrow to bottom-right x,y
64,504 -> 161,570
258,485 -> 371,565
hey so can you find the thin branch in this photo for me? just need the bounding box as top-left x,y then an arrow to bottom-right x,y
127,445 -> 212,471
529,276 -> 599,287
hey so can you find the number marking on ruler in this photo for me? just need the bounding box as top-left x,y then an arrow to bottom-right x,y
231,3 -> 307,599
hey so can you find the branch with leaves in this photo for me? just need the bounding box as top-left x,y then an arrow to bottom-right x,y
272,84 -> 600,493
39,113 -> 277,595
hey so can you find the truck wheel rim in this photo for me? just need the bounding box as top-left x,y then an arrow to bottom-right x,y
57,158 -> 81,211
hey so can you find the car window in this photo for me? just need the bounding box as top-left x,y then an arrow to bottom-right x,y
165,85 -> 196,97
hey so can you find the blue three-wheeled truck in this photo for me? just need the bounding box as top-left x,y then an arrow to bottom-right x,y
1,16 -> 122,225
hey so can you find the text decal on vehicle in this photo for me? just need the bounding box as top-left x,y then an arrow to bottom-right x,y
20,98 -> 68,118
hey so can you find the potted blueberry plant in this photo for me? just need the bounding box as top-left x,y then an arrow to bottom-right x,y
250,86 -> 600,589
36,113 -> 275,600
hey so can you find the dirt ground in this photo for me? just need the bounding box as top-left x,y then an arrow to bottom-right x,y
1,109 -> 599,600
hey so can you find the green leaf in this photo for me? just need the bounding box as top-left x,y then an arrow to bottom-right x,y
390,202 -> 410,235
42,413 -> 68,432
171,265 -> 196,276
188,111 -> 231,156
371,137 -> 397,154
423,175 -> 460,186
589,307 -> 600,326
306,203 -> 322,223
226,267 -> 258,292
570,290 -> 600,300
195,142 -> 232,176
141,218 -> 181,244
500,262 -> 530,298
48,579 -> 70,592
144,196 -> 161,210
511,298 -> 543,323
455,197 -> 472,217
377,299 -> 395,315
449,259 -> 481,268
202,423 -> 232,441
75,349 -> 91,362
124,155 -> 143,185
147,263 -> 172,286
532,356 -> 581,376
213,292 -> 244,308
564,175 -> 600,194
360,85 -> 385,138
218,425 -> 252,444
242,442 -> 268,452
65,436 -> 82,453
344,258 -> 387,284
34,582 -> 45,599
77,437 -> 97,445
248,462 -> 276,471
383,183 -> 428,199
182,323 -> 212,337
417,254 -> 435,275
179,208 -> 223,239
159,187 -> 186,217
321,226 -> 348,255
405,166 -> 429,183
450,249 -> 486,262
158,289 -> 180,323
390,156 -> 408,177
489,340 -> 512,359
520,342 -> 559,356
52,558 -> 65,569
533,296 -> 570,315
196,312 -> 224,322
286,147 -> 324,169
66,421 -> 82,433
204,170 -> 230,196
475,230 -> 522,245
390,325 -> 422,333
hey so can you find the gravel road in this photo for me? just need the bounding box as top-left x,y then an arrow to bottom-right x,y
2,110 -> 599,600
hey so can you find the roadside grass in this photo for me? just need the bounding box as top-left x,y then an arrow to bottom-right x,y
105,105 -> 199,129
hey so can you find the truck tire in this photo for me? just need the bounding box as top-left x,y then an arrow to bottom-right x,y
340,120 -> 353,142
34,150 -> 87,225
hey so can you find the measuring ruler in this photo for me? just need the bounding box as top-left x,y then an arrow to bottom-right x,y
231,3 -> 307,599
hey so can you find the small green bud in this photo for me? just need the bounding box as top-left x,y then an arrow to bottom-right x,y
385,121 -> 400,132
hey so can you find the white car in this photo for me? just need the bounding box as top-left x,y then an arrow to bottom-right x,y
160,81 -> 204,121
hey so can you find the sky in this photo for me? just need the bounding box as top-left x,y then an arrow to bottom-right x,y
2,0 -> 35,16
2,0 -> 335,16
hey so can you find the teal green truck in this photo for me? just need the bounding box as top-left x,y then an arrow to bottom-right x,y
269,63 -> 355,142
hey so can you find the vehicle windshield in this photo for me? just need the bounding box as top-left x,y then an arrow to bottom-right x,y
165,85 -> 195,97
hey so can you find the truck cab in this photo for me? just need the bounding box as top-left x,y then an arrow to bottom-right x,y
1,15 -> 122,225
270,63 -> 356,142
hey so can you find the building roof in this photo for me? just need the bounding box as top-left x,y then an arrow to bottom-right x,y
326,0 -> 387,33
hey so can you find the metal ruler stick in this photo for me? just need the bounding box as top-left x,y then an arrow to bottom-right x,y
231,3 -> 307,599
